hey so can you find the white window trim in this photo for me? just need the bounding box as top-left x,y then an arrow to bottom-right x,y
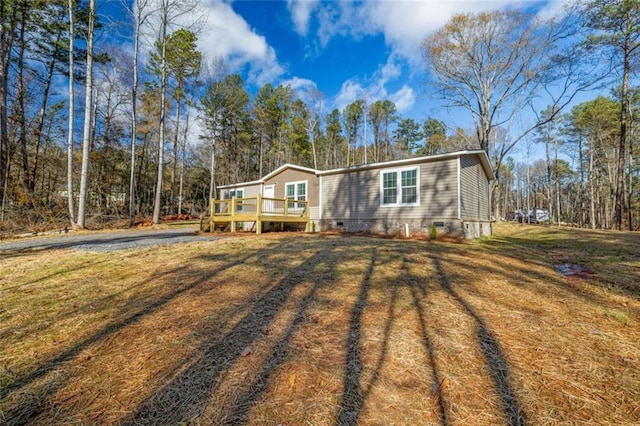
285,180 -> 308,210
227,188 -> 244,199
227,188 -> 245,212
379,167 -> 420,207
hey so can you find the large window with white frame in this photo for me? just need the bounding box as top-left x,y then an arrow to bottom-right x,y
226,189 -> 244,211
380,168 -> 419,206
285,180 -> 307,210
226,189 -> 244,199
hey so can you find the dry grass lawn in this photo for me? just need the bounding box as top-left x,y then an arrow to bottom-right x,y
1,223 -> 639,425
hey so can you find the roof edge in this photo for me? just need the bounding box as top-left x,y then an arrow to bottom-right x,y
218,151 -> 496,188
318,150 -> 495,180
217,179 -> 263,190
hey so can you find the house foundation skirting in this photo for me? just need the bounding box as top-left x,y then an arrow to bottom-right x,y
318,218 -> 493,239
462,220 -> 493,239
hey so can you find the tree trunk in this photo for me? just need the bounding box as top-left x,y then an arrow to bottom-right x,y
0,0 -> 17,219
545,133 -> 552,224
153,4 -> 168,224
170,95 -> 181,214
66,0 -> 76,227
209,136 -> 215,201
578,136 -> 585,228
129,3 -> 141,227
17,1 -> 30,194
526,162 -> 531,224
614,27 -> 632,231
629,149 -> 634,230
77,0 -> 95,229
178,110 -> 189,215
555,138 -> 561,226
258,131 -> 263,178
32,30 -> 62,194
589,148 -> 596,229
310,126 -> 317,169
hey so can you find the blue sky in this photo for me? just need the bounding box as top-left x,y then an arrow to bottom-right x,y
179,0 -> 564,125
100,0 -> 572,160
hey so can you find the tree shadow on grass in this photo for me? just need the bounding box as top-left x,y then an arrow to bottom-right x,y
124,246 -> 338,424
0,240 -> 290,423
431,254 -> 526,426
336,249 -> 449,426
402,256 -> 449,425
482,233 -> 640,301
223,247 -> 339,424
336,247 -> 379,425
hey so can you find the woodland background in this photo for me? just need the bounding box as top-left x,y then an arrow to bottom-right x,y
0,0 -> 638,233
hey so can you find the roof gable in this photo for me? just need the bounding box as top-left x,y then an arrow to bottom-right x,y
262,163 -> 318,181
217,164 -> 319,190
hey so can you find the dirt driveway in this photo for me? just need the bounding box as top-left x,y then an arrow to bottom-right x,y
0,227 -> 212,253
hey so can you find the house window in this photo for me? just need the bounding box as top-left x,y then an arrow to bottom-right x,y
401,169 -> 417,203
286,181 -> 307,210
382,172 -> 397,205
226,189 -> 244,211
227,189 -> 244,199
380,168 -> 419,206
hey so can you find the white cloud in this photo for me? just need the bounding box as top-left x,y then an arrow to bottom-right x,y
315,1 -> 371,48
390,85 -> 416,113
333,54 -> 415,112
333,59 -> 415,113
535,0 -> 573,22
361,1 -> 450,61
284,76 -> 317,93
292,0 -> 559,64
195,1 -> 285,86
282,76 -> 326,108
381,60 -> 401,81
287,0 -> 320,36
334,79 -> 366,111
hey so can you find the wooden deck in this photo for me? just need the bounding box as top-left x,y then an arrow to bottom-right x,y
209,195 -> 309,234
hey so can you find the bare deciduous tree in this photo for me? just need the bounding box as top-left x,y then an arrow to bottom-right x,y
422,7 -> 602,177
125,0 -> 154,227
149,0 -> 200,224
66,0 -> 75,227
76,0 -> 95,229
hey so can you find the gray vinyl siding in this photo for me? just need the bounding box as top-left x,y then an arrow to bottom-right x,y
321,168 -> 377,219
220,183 -> 261,200
263,168 -> 319,207
320,158 -> 458,220
460,154 -> 490,220
419,159 -> 458,218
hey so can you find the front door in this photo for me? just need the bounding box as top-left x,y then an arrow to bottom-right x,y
263,184 -> 275,214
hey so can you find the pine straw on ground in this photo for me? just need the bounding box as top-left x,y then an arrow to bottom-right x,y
0,223 -> 639,425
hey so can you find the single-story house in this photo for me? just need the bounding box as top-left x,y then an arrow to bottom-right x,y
214,150 -> 495,239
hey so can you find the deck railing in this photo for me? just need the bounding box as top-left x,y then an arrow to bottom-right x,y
210,195 -> 309,233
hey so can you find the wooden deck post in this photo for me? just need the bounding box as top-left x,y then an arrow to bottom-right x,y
305,200 -> 310,232
230,197 -> 236,232
256,193 -> 262,235
214,198 -> 216,232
